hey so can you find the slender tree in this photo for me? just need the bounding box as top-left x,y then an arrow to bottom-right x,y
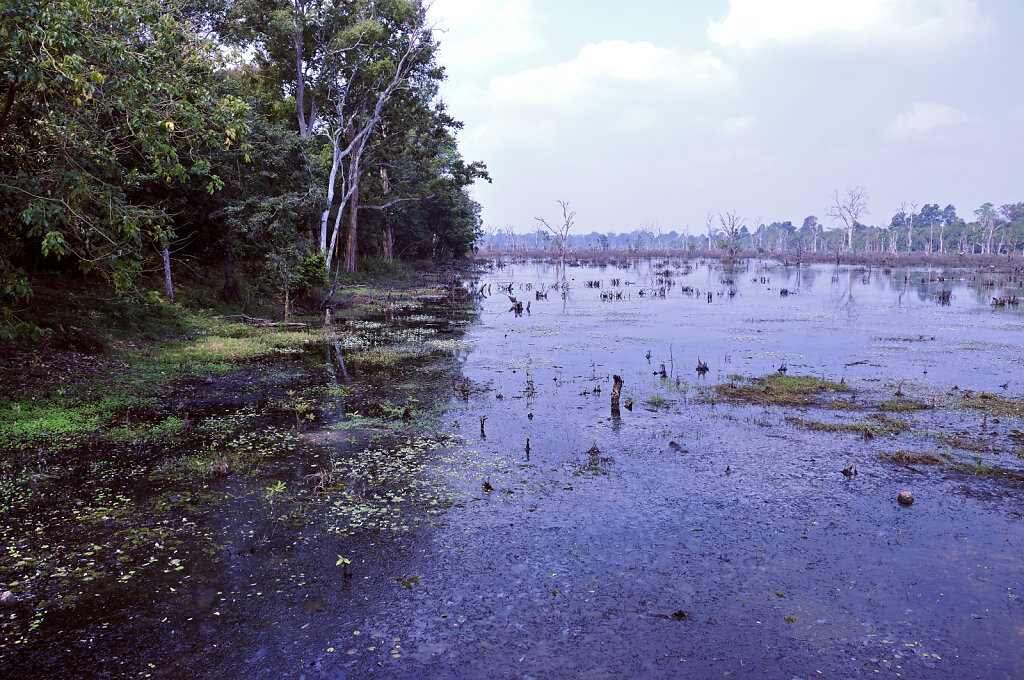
975,203 -> 1000,255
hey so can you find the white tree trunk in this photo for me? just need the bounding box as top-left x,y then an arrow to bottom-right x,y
320,134 -> 343,253
162,243 -> 174,303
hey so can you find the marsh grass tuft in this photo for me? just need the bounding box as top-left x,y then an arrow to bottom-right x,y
785,412 -> 910,438
715,373 -> 850,406
939,433 -> 997,453
958,392 -> 1024,419
880,450 -> 945,465
880,399 -> 931,413
825,398 -> 863,411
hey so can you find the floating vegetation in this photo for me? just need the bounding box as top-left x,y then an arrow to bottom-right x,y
348,346 -> 428,368
0,273 -> 479,653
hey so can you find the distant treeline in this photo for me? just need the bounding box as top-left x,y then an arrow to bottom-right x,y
1,0 -> 487,339
481,200 -> 1024,257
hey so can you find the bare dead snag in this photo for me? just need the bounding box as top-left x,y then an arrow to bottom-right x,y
611,374 -> 623,414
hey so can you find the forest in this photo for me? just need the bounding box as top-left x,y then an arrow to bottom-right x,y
482,197 -> 1024,258
0,0 -> 487,340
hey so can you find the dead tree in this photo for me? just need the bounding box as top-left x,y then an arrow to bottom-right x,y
901,201 -> 918,254
718,211 -> 745,258
535,200 -> 575,260
705,213 -> 716,251
827,186 -> 868,252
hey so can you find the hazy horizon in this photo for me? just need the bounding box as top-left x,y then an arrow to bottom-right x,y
430,0 -> 1024,235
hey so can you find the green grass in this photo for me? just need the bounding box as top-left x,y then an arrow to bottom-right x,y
715,373 -> 850,406
0,312 -> 335,453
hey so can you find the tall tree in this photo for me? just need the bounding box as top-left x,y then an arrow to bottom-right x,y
975,203 -> 1000,255
938,204 -> 959,254
314,0 -> 436,272
0,0 -> 246,336
802,216 -> 820,252
224,0 -> 335,138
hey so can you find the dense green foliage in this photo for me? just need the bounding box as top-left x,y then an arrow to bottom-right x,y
1,0 -> 486,338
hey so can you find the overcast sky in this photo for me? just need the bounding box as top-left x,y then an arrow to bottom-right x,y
428,0 -> 1024,235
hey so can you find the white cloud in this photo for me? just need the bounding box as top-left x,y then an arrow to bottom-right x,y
484,40 -> 737,109
709,0 -> 994,51
886,102 -> 979,137
430,0 -> 543,74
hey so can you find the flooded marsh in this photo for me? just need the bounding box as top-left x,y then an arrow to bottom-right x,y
2,259 -> 1024,679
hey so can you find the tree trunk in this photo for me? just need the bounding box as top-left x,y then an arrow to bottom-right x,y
295,33 -> 308,138
320,135 -> 341,253
222,229 -> 233,300
162,243 -> 174,303
344,179 -> 360,273
382,226 -> 394,263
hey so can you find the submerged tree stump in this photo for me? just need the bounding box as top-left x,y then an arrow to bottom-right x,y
611,374 -> 623,414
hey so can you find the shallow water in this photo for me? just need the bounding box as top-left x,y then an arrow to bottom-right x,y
3,259 -> 1024,679
368,259 -> 1024,680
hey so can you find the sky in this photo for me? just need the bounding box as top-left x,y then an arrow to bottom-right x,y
427,0 -> 1024,235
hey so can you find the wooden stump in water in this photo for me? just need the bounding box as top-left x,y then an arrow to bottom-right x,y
611,375 -> 623,414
